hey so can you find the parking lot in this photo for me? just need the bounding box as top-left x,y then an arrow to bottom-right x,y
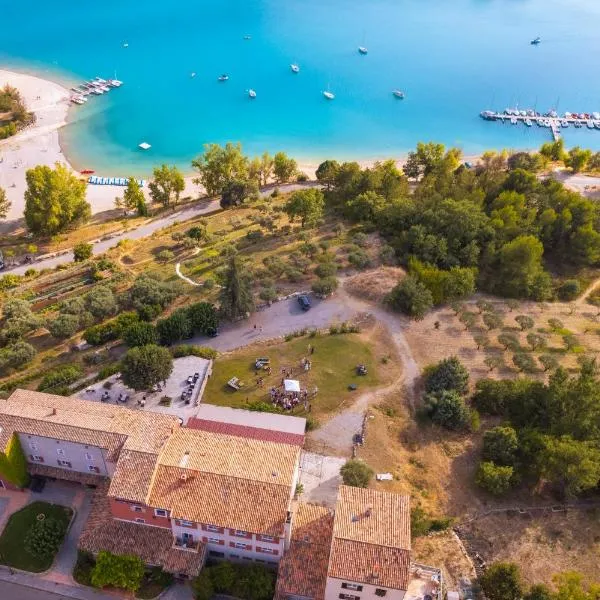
74,356 -> 212,423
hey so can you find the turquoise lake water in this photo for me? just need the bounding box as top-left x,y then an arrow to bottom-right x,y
2,0 -> 600,175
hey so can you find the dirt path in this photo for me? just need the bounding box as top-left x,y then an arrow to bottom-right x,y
576,274 -> 600,305
308,282 -> 420,456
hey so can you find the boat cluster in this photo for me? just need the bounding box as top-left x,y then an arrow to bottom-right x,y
70,77 -> 123,105
481,108 -> 600,130
208,45 -> 405,102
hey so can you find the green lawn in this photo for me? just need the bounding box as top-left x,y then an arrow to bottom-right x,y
0,501 -> 73,572
204,332 -> 382,418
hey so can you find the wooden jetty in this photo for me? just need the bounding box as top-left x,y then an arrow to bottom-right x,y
481,110 -> 600,141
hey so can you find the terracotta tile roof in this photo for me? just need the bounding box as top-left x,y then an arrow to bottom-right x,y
275,503 -> 333,600
333,485 -> 411,549
157,428 -> 300,486
328,486 -> 412,590
0,390 -> 179,457
28,462 -> 108,485
328,539 -> 411,590
187,418 -> 305,446
108,450 -> 159,504
148,465 -> 291,536
80,484 -> 205,577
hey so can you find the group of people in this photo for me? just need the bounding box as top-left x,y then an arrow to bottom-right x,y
270,386 -> 311,411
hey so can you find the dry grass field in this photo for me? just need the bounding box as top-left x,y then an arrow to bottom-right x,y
345,266 -> 405,303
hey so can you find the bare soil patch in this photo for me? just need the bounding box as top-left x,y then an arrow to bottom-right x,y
345,266 -> 405,304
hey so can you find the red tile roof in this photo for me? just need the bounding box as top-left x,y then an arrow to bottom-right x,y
187,418 -> 305,446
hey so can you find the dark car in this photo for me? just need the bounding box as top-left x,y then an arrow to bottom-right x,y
207,327 -> 220,338
297,295 -> 311,311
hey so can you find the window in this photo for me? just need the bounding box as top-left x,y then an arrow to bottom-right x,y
131,505 -> 143,513
154,509 -> 168,518
29,442 -> 38,451
56,448 -> 65,456
261,535 -> 275,543
235,542 -> 249,550
85,453 -> 94,461
375,590 -> 387,597
258,547 -> 275,554
339,595 -> 360,600
88,465 -> 100,473
209,551 -> 225,559
341,583 -> 363,591
208,537 -> 221,544
57,459 -> 72,468
206,524 -> 221,533
180,520 -> 194,527
229,554 -> 239,559
233,529 -> 248,537
135,518 -> 145,524
30,455 -> 44,463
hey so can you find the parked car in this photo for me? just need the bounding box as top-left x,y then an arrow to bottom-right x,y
297,295 -> 311,311
207,327 -> 219,338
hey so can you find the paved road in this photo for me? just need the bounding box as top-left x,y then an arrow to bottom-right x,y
0,580 -> 71,599
1,183 -> 317,277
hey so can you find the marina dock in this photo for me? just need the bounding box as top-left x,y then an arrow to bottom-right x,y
481,109 -> 600,141
70,76 -> 123,105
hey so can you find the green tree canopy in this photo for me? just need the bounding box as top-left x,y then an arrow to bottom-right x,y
482,426 -> 519,466
123,177 -> 145,211
424,356 -> 469,395
0,186 -> 11,219
475,461 -> 515,495
425,390 -> 471,430
273,151 -> 298,183
123,322 -> 158,347
90,551 -> 145,592
387,275 -> 433,320
340,459 -> 374,488
121,344 -> 173,391
479,562 -> 523,600
284,188 -> 325,227
192,142 -> 249,197
24,163 -> 90,235
148,164 -> 185,208
219,255 -> 255,320
73,242 -> 93,262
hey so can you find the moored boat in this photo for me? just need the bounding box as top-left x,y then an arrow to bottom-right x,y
248,88 -> 257,98
358,46 -> 368,55
290,64 -> 300,73
218,74 -> 229,82
323,90 -> 335,100
392,90 -> 405,99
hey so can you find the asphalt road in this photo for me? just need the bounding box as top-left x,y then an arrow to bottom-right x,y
0,580 -> 69,599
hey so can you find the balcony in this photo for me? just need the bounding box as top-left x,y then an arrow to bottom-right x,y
172,536 -> 201,553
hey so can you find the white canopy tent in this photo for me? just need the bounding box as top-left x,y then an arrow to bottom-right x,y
283,379 -> 300,393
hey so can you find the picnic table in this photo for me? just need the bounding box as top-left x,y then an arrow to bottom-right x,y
227,377 -> 243,390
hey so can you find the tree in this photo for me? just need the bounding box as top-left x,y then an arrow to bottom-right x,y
476,461 -> 514,495
249,152 -> 274,186
315,160 -> 340,190
563,334 -> 579,351
539,354 -> 559,372
0,186 -> 11,219
540,139 -> 565,162
186,301 -> 219,334
540,435 -> 600,497
475,299 -> 494,314
484,355 -> 504,372
48,313 -> 80,339
387,276 -> 433,320
424,356 -> 469,395
515,315 -> 535,331
273,151 -> 298,183
479,562 -> 523,600
121,344 -> 173,391
552,572 -> 600,600
483,426 -> 519,465
284,188 -> 324,227
123,322 -> 157,347
523,585 -> 553,600
148,164 -> 185,208
513,352 -> 537,373
236,564 -> 275,600
73,242 -> 93,262
193,570 -> 214,600
123,177 -> 145,211
128,273 -> 180,318
498,332 -> 519,351
472,333 -> 489,351
157,249 -> 175,263
192,142 -> 249,197
526,333 -> 546,351
210,561 -> 236,592
24,517 -> 67,558
156,310 -> 192,345
91,551 -> 144,592
0,341 -> 36,372
312,276 -> 338,296
340,459 -> 373,488
220,178 -> 257,208
482,312 -> 504,331
219,255 -> 255,320
85,286 -> 117,319
565,146 -> 592,173
24,163 -> 90,235
459,311 -> 477,330
425,390 -> 471,430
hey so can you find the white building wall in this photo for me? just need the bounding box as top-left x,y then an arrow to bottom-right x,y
324,577 -> 406,600
18,433 -> 111,476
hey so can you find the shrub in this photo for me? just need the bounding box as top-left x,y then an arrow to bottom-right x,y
121,345 -> 173,391
73,242 -> 93,262
48,313 -> 80,339
379,244 -> 396,265
24,517 -> 67,558
38,365 -> 83,392
482,426 -> 519,466
557,279 -> 581,301
351,232 -> 369,247
171,344 -> 218,359
348,249 -> 371,270
476,461 -> 515,495
423,356 -> 469,395
123,322 -> 158,347
312,276 -> 338,296
73,550 -> 95,586
91,551 -> 145,592
314,262 -> 337,278
259,287 -> 278,302
340,459 -> 373,488
387,275 -> 433,320
83,321 -> 120,346
479,562 -> 523,600
411,505 -> 452,537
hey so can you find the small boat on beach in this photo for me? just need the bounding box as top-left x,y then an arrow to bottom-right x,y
290,64 -> 300,73
108,79 -> 123,87
358,46 -> 368,54
531,37 -> 541,45
243,35 -> 252,40
323,90 -> 335,100
525,119 -> 532,127
80,169 -> 95,175
560,120 -> 569,128
392,90 -> 405,99
218,74 -> 229,82
248,89 -> 257,98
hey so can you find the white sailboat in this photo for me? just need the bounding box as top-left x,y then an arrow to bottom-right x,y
248,89 -> 257,99
323,90 -> 335,100
290,63 -> 300,73
392,89 -> 405,99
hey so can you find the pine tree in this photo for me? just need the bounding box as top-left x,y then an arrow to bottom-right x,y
219,255 -> 255,320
